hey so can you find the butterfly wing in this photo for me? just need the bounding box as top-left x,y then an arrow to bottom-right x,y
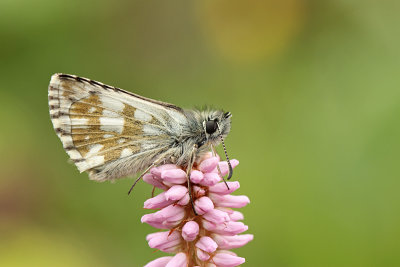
48,73 -> 185,181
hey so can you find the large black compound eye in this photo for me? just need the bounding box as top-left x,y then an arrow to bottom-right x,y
205,120 -> 218,134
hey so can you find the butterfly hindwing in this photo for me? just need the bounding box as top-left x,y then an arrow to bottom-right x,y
48,73 -> 185,181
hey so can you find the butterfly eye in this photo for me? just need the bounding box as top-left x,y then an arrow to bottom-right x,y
205,120 -> 218,134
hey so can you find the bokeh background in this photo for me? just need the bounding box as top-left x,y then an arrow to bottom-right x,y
1,0 -> 400,266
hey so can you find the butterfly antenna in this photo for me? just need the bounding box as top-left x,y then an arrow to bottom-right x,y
211,144 -> 230,190
217,124 -> 233,180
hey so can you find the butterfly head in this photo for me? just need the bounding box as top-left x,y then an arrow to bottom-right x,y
202,111 -> 232,143
200,110 -> 233,179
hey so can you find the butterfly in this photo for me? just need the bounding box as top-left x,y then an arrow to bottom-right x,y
48,73 -> 233,195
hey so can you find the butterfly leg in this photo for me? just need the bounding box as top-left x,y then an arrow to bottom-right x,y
128,156 -> 165,195
187,144 -> 198,215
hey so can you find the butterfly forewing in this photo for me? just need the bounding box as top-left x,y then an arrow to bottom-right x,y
48,74 -> 185,181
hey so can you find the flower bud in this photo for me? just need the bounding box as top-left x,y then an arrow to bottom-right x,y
177,193 -> 189,205
200,172 -> 221,186
212,234 -> 254,249
150,164 -> 179,177
165,252 -> 187,267
209,194 -> 250,208
141,205 -> 185,229
144,192 -> 174,209
203,209 -> 230,224
194,196 -> 214,215
199,156 -> 219,173
229,211 -> 244,221
146,231 -> 181,253
144,256 -> 173,267
212,251 -> 245,267
143,173 -> 168,190
190,170 -> 204,183
215,160 -> 239,176
202,220 -> 248,235
165,185 -> 187,201
182,221 -> 199,241
161,169 -> 187,184
196,248 -> 210,261
195,236 -> 218,253
209,181 -> 240,195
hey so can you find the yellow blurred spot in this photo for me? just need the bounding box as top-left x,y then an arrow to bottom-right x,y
197,0 -> 306,63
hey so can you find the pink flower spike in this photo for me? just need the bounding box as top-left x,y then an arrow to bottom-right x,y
194,196 -> 214,215
182,221 -> 199,241
190,170 -> 204,183
142,156 -> 252,266
195,236 -> 218,253
165,185 -> 187,201
199,156 -> 219,173
209,181 -> 240,194
144,256 -> 173,267
161,169 -> 187,184
209,194 -> 250,208
165,252 -> 187,267
212,251 -> 245,267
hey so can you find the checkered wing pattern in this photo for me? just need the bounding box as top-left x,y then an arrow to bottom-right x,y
48,74 -> 185,181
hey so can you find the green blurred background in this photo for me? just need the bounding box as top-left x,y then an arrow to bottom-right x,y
1,0 -> 399,266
